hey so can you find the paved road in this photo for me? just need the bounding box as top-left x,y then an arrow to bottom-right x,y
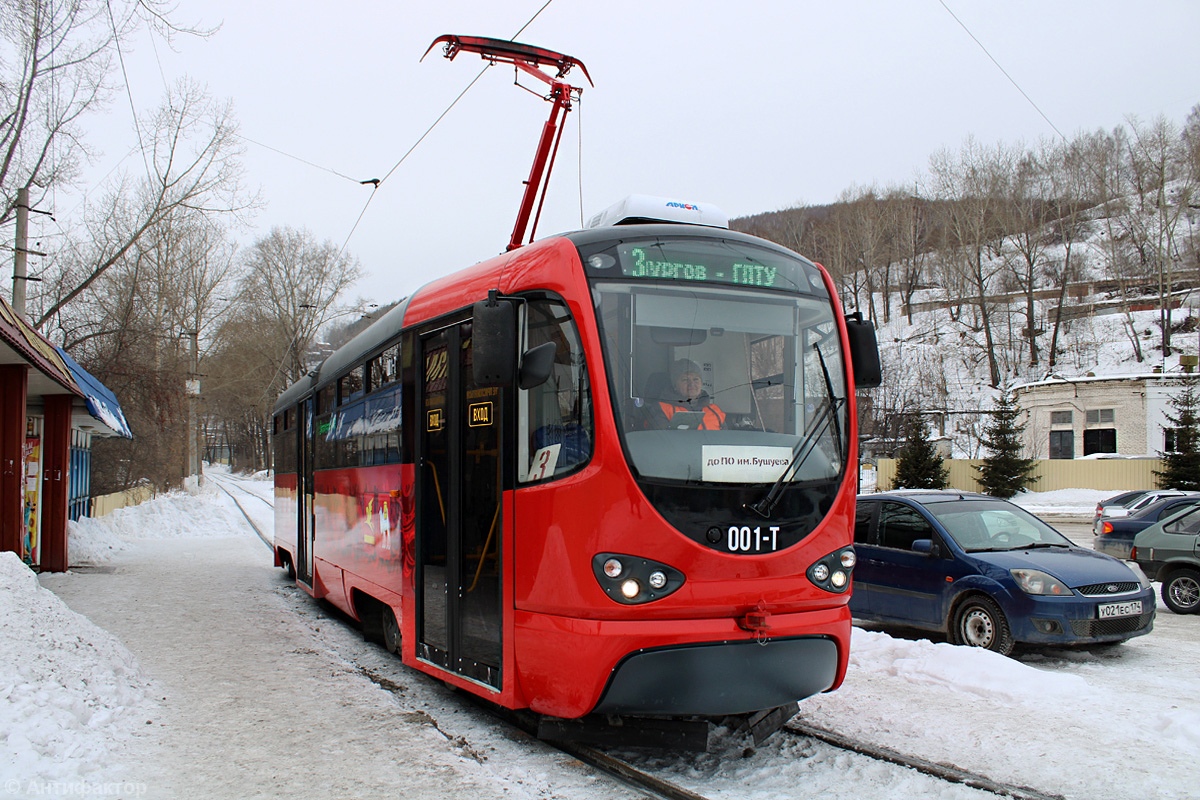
1043,518 -> 1094,547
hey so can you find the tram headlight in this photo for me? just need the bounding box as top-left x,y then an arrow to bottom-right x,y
808,547 -> 855,594
592,553 -> 684,605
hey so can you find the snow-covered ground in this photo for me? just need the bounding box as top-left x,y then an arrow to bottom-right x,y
4,471 -> 1199,799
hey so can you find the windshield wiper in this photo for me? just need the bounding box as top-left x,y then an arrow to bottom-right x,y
747,342 -> 846,520
747,394 -> 844,519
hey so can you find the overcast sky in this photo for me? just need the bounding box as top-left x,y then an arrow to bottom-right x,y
61,0 -> 1200,305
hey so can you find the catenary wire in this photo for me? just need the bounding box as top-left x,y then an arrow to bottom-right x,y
937,0 -> 1068,143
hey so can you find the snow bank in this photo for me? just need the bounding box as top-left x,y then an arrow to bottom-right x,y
848,628 -> 1089,704
66,483 -> 252,566
1008,488 -> 1113,516
0,552 -> 152,790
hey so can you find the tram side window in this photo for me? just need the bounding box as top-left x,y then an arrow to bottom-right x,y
369,344 -> 400,390
315,411 -> 336,467
272,412 -> 297,473
317,385 -> 335,415
519,298 -> 593,484
339,366 -> 365,405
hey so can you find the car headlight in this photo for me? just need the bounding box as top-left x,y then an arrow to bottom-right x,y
1011,568 -> 1073,596
1125,560 -> 1152,590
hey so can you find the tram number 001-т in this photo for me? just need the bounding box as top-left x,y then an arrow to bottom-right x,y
728,525 -> 780,553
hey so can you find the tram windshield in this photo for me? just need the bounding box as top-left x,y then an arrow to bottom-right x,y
586,238 -> 848,487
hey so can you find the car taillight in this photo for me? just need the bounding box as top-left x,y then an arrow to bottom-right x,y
1102,521 -> 1113,534
1130,546 -> 1138,560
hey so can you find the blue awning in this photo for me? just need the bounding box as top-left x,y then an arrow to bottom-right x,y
54,347 -> 134,439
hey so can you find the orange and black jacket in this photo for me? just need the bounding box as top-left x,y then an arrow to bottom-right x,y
657,398 -> 726,430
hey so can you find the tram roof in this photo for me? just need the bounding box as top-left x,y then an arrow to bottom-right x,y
271,222 -> 819,414
560,222 -> 817,263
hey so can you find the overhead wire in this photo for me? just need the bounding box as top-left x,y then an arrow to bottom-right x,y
331,0 -> 561,263
937,0 -> 1068,144
104,0 -> 153,182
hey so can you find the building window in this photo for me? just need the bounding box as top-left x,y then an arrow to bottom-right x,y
1165,428 -> 1179,453
1049,430 -> 1074,459
1083,428 -> 1116,455
1050,410 -> 1073,425
1086,408 -> 1114,425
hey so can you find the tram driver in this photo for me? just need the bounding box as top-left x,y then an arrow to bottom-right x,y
655,358 -> 726,430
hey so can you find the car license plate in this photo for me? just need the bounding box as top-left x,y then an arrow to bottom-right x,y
1098,600 -> 1142,618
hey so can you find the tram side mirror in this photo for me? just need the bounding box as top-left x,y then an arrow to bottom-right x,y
845,312 -> 882,389
519,341 -> 557,390
473,295 -> 517,386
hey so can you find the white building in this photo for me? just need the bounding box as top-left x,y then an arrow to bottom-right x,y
1013,368 -> 1198,459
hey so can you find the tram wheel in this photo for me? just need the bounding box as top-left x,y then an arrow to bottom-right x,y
382,604 -> 401,653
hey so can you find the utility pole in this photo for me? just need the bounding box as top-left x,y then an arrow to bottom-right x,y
11,187 -> 48,321
12,187 -> 28,318
184,329 -> 203,486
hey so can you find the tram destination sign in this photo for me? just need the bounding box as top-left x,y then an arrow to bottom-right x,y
583,239 -> 826,295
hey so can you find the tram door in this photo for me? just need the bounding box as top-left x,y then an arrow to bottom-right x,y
416,320 -> 503,689
296,397 -> 315,587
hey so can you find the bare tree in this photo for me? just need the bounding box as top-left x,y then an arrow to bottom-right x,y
929,137 -> 1016,387
0,0 -> 211,227
30,79 -> 252,332
1044,133 -> 1096,371
197,227 -> 364,472
1122,114 -> 1196,358
76,214 -> 240,492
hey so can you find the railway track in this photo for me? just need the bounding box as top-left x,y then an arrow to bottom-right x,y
356,659 -> 1066,800
207,472 -> 274,550
253,464 -> 1063,800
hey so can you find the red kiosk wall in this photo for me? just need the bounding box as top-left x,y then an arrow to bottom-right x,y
40,395 -> 72,572
0,365 -> 28,557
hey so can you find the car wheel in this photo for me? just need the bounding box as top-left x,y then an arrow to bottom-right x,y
951,596 -> 1014,656
1162,569 -> 1200,615
382,604 -> 401,653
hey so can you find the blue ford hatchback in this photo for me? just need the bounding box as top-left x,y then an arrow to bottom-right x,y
852,491 -> 1155,655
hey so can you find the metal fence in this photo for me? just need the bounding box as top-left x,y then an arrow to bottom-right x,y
873,458 -> 1164,493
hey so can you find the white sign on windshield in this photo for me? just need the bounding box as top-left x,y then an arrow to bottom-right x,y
701,445 -> 793,483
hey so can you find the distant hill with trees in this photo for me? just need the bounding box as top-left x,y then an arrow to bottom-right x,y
733,109 -> 1200,458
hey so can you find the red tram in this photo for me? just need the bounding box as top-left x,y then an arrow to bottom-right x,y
271,195 -> 882,743
272,35 -> 880,746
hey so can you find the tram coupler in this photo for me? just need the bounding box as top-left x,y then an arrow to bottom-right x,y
537,714 -> 709,751
722,702 -> 799,746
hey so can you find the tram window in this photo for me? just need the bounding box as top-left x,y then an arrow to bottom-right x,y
518,297 -> 593,484
317,385 -> 335,415
369,344 -> 400,390
339,365 -> 365,405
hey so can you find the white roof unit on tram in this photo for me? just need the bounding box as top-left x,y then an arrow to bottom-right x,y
586,194 -> 729,229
